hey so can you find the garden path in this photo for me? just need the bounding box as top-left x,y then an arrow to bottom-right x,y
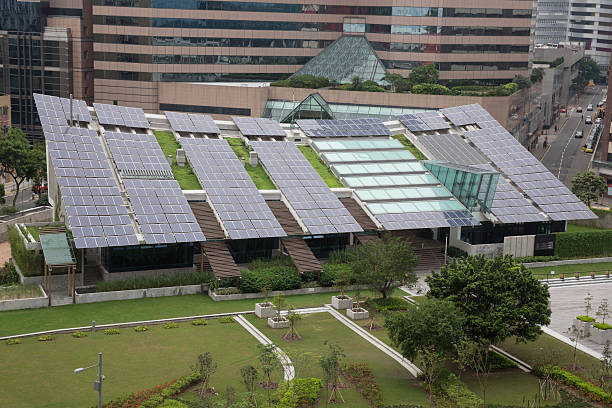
0,241 -> 10,264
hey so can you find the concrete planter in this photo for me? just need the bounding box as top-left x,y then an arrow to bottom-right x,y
208,284 -> 370,302
0,285 -> 48,311
575,318 -> 595,337
75,284 -> 204,304
255,303 -> 276,318
267,317 -> 290,329
347,308 -> 369,320
332,295 -> 353,310
592,327 -> 612,344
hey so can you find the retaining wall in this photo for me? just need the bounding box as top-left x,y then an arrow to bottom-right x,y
0,207 -> 53,241
0,285 -> 48,311
75,284 -> 206,304
209,284 -> 370,301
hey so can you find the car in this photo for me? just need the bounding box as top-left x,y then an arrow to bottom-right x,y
585,115 -> 592,124
577,106 -> 583,112
598,100 -> 605,107
560,108 -> 567,113
596,117 -> 602,124
587,104 -> 593,111
575,130 -> 584,138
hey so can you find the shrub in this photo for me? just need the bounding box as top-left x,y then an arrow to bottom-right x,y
37,335 -> 53,342
369,297 -> 410,312
545,366 -> 612,404
0,261 -> 19,285
412,83 -> 450,95
239,266 -> 301,293
163,322 -> 178,329
276,378 -> 322,408
215,287 -> 240,295
35,193 -> 50,206
514,255 -> 561,263
344,362 -> 383,407
8,226 -> 44,276
134,325 -> 149,332
159,372 -> 202,398
328,248 -> 355,264
191,319 -> 208,326
103,328 -> 120,335
141,395 -> 164,408
219,316 -> 235,324
72,331 -> 88,338
158,400 -> 188,408
0,206 -> 17,215
320,263 -> 353,287
576,315 -> 596,322
6,338 -> 21,345
95,271 -> 209,292
439,373 -> 483,408
593,322 -> 612,330
555,230 -> 612,258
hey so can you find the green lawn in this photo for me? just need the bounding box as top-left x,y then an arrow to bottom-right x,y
461,371 -> 558,406
246,312 -> 430,407
392,134 -> 428,160
226,137 -> 276,189
529,261 -> 612,279
0,290 -> 374,337
0,319 -> 260,408
566,223 -> 605,232
297,145 -> 343,188
153,130 -> 202,190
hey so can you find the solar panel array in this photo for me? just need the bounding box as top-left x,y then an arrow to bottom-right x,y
165,111 -> 220,134
44,126 -> 139,248
180,138 -> 285,239
93,103 -> 150,128
375,209 -> 478,230
34,93 -> 92,124
440,107 -> 476,126
296,118 -> 391,137
464,126 -> 595,221
232,117 -> 286,137
417,133 -> 487,165
103,132 -> 205,244
459,104 -> 499,128
397,111 -> 451,132
250,141 -> 363,234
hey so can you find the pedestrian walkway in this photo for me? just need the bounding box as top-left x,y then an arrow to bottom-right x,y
0,241 -> 10,265
233,314 -> 295,381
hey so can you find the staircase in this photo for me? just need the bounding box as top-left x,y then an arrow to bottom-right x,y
414,247 -> 446,272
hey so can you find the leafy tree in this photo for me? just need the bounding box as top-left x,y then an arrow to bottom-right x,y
0,128 -> 46,207
361,80 -> 385,92
408,63 -> 439,86
257,344 -> 280,406
239,365 -> 258,406
385,297 -> 464,404
512,74 -> 531,89
350,233 -> 418,299
350,76 -> 363,91
382,73 -> 404,92
571,75 -> 589,93
455,339 -> 492,405
192,352 -> 218,394
600,340 -> 612,393
531,67 -> 545,83
411,83 -> 450,95
567,323 -> 584,371
597,298 -> 610,324
571,171 -> 607,206
579,57 -> 601,83
426,254 -> 551,345
550,57 -> 564,67
319,342 -> 346,403
585,292 -> 594,317
285,309 -> 302,339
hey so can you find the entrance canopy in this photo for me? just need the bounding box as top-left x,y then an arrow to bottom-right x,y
40,232 -> 77,266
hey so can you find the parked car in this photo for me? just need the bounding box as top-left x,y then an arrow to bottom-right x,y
596,117 -> 602,124
598,100 -> 605,107
575,130 -> 584,138
587,104 -> 593,111
577,106 -> 583,112
585,115 -> 592,124
560,108 -> 567,113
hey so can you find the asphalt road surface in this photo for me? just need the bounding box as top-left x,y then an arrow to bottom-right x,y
541,86 -> 606,187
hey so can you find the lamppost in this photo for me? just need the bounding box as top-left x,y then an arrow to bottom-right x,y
74,352 -> 104,408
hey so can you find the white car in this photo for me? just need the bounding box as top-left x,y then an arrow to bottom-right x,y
587,104 -> 593,111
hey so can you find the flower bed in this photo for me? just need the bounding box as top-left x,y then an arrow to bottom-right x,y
544,366 -> 612,405
344,362 -> 384,408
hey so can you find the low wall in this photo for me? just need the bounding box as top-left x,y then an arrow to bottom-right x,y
450,238 -> 503,258
0,207 -> 53,241
102,265 -> 196,281
209,284 -> 370,302
14,259 -> 82,288
75,284 -> 206,304
523,256 -> 612,268
0,285 -> 48,311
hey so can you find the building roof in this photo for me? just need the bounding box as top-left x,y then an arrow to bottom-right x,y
40,233 -> 76,266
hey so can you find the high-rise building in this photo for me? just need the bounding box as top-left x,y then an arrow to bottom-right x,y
569,0 -> 612,70
535,0 -> 570,44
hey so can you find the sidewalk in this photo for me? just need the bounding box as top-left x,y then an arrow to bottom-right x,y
0,241 -> 10,265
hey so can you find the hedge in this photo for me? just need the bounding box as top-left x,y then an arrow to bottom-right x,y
95,271 -> 210,292
545,366 -> 612,405
576,315 -> 596,322
7,226 -> 44,276
276,378 -> 322,408
554,230 -> 612,258
0,261 -> 19,285
439,373 -> 483,408
593,322 -> 612,330
239,265 -> 301,293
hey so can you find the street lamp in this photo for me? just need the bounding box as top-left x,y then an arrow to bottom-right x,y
74,352 -> 104,408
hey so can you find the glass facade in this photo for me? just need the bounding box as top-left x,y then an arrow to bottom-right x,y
101,243 -> 194,272
304,233 -> 348,259
461,221 -> 565,245
226,238 -> 279,264
424,161 -> 499,213
280,93 -> 334,123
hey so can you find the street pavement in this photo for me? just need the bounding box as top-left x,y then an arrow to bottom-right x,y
541,86 -> 606,187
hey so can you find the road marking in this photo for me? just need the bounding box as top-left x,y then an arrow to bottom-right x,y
557,119 -> 581,178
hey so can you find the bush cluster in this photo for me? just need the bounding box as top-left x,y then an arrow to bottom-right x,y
95,271 -> 209,292
555,230 -> 612,258
276,378 -> 322,408
134,325 -> 149,332
239,266 -> 301,293
191,319 -> 208,326
438,373 -> 483,408
320,263 -> 353,287
344,362 -> 384,407
5,338 -> 21,345
270,74 -> 330,89
219,316 -> 235,324
37,335 -> 53,342
445,247 -> 468,259
163,322 -> 178,329
103,328 -> 120,335
369,297 -> 410,312
72,331 -> 88,338
576,315 -> 596,322
545,366 -> 612,404
593,322 -> 612,330
8,226 -> 44,276
328,248 -> 355,264
0,261 -> 19,285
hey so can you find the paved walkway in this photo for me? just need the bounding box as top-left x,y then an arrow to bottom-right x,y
0,241 -> 10,265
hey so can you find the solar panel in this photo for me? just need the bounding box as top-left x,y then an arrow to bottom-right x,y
93,103 -> 149,128
297,118 -> 391,137
165,111 -> 197,133
464,125 -> 596,221
189,114 -> 220,134
250,141 -> 363,234
180,138 -> 285,239
414,111 -> 451,130
396,114 -> 429,132
233,117 -> 285,137
440,107 -> 475,126
34,93 -> 92,124
417,133 -> 487,165
42,126 -> 139,248
102,132 -> 205,244
120,106 -> 150,129
374,210 -> 479,230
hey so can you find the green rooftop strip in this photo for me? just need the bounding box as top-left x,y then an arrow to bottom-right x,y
392,134 -> 428,160
297,145 -> 343,188
225,137 -> 276,190
153,131 -> 202,190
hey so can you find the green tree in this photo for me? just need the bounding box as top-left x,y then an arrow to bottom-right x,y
385,297 -> 464,404
585,292 -> 594,317
571,75 -> 589,93
512,74 -> 531,89
530,67 -> 545,83
426,254 -> 551,345
350,234 -> 418,299
350,76 -> 363,91
285,309 -> 302,339
408,63 -> 439,86
0,183 -> 5,205
192,352 -> 218,394
571,171 -> 607,206
579,57 -> 601,83
257,344 -> 280,406
239,365 -> 258,406
597,298 -> 610,324
382,73 -> 404,92
0,128 -> 46,207
319,342 -> 346,403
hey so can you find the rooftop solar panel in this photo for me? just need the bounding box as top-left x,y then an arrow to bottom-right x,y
417,133 -> 487,165
189,114 -> 220,134
440,107 -> 475,126
233,117 -> 285,137
93,103 -> 149,128
296,118 -> 391,138
250,141 -> 363,234
105,132 -> 172,173
180,138 -> 285,239
165,111 -> 197,133
34,93 -> 92,124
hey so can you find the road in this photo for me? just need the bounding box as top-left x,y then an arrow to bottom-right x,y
541,86 -> 606,187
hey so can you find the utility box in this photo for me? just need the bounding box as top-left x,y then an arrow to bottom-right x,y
167,155 -> 173,165
249,151 -> 258,167
176,148 -> 185,167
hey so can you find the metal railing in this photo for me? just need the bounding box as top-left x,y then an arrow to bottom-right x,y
535,269 -> 611,282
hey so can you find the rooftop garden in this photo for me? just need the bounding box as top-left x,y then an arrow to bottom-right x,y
225,137 -> 276,189
297,145 -> 343,188
392,134 -> 428,160
153,131 -> 202,190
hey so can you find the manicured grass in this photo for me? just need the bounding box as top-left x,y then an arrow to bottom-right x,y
153,130 -> 202,190
0,320 -> 260,407
246,312 -> 430,407
566,223 -> 605,232
226,137 -> 276,189
529,261 -> 612,279
0,285 -> 43,301
392,134 -> 428,160
0,290 -> 373,337
461,371 -> 558,406
297,145 -> 343,188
